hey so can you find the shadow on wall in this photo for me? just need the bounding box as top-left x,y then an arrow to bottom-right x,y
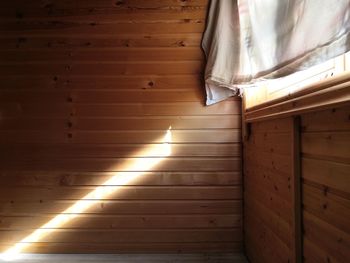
1,127 -> 173,261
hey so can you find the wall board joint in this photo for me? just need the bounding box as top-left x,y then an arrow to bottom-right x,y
292,116 -> 303,263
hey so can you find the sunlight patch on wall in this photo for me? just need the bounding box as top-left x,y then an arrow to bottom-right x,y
1,128 -> 173,261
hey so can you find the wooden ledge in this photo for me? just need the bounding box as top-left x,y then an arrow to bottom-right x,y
244,72 -> 350,122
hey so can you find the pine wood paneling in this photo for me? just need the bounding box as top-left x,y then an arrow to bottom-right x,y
0,214 -> 242,229
0,0 -> 242,254
0,243 -> 242,254
0,253 -> 248,263
0,34 -> 204,49
301,105 -> 350,263
0,229 -> 242,244
244,117 -> 296,263
243,102 -> 350,263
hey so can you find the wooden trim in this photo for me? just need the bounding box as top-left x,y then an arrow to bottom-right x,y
240,95 -> 247,258
244,72 -> 350,122
241,94 -> 250,141
292,116 -> 302,263
247,72 -> 350,112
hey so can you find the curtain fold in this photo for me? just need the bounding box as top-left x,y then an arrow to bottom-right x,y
202,0 -> 350,105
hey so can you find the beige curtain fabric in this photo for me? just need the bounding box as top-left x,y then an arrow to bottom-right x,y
202,0 -> 350,105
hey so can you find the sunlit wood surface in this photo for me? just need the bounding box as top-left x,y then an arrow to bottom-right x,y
0,0 -> 242,255
0,253 -> 248,263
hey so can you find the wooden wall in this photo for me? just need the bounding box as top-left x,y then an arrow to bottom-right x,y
244,117 -> 297,263
0,0 -> 243,254
301,106 -> 350,263
244,104 -> 350,263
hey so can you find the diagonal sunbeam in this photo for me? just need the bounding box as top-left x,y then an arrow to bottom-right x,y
1,128 -> 172,261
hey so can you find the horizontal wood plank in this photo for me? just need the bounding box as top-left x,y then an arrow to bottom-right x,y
302,158 -> 350,194
0,229 -> 242,243
0,0 -> 209,8
0,90 -> 208,103
0,116 -> 241,130
0,130 -> 241,143
0,157 -> 241,172
0,48 -> 204,62
0,214 -> 241,230
301,106 -> 350,132
0,242 -> 241,254
0,34 -> 203,48
0,61 -> 204,75
1,144 -> 241,158
0,101 -> 241,117
0,186 -> 242,201
0,21 -> 206,36
0,8 -> 207,22
0,200 -> 242,216
302,132 -> 350,164
303,184 -> 350,236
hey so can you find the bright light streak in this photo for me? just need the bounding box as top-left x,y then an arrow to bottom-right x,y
1,128 -> 172,261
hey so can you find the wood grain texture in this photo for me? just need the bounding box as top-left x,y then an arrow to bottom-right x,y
0,245 -> 242,254
243,103 -> 350,263
244,117 -> 296,263
301,105 -> 350,263
0,0 -> 242,254
0,200 -> 242,216
0,253 -> 248,263
245,72 -> 350,122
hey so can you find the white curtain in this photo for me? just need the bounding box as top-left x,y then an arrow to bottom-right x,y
202,0 -> 350,105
